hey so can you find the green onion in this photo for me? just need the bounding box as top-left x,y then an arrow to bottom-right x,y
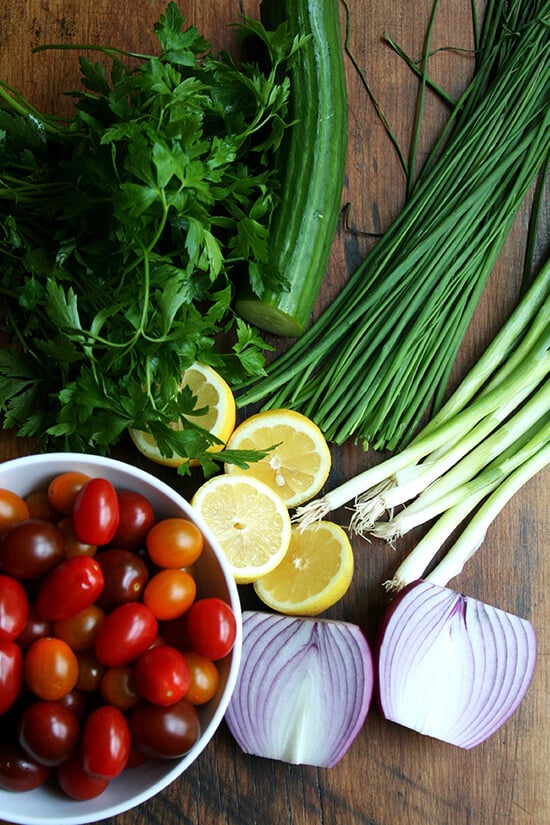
291,256 -> 549,529
236,0 -> 550,452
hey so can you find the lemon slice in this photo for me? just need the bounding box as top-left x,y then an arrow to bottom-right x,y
253,521 -> 354,615
224,408 -> 331,507
191,475 -> 292,584
130,362 -> 236,467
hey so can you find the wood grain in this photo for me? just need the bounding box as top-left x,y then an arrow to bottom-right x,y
0,2 -> 548,824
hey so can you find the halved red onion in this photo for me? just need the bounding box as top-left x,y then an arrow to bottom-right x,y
376,580 -> 537,749
225,610 -> 373,767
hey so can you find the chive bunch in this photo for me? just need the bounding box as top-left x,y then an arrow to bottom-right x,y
237,0 -> 550,451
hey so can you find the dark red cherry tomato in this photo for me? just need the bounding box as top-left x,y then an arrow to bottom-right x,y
81,705 -> 130,779
16,606 -> 53,652
134,645 -> 191,707
0,639 -> 23,714
72,478 -> 120,546
185,598 -> 237,660
94,602 -> 158,667
0,738 -> 51,791
57,516 -> 97,559
0,574 -> 28,641
17,700 -> 80,766
56,749 -> 110,800
0,518 -> 65,579
110,490 -> 155,551
95,548 -> 149,611
36,556 -> 104,622
128,698 -> 201,759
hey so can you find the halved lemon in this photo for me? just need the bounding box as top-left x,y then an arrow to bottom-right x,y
253,521 -> 354,615
224,408 -> 331,507
191,474 -> 292,584
129,362 -> 236,467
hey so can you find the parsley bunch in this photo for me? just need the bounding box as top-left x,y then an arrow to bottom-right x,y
0,3 -> 305,473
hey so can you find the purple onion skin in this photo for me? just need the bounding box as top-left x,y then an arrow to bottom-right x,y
375,580 -> 537,749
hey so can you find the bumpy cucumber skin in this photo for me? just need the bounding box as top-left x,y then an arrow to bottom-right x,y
235,0 -> 348,337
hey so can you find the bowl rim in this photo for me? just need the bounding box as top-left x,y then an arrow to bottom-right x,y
0,452 -> 243,825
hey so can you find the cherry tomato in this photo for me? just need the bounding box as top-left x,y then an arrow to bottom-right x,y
100,666 -> 140,711
94,602 -> 158,667
16,606 -> 53,652
0,518 -> 65,579
129,698 -> 201,759
56,749 -> 110,800
81,705 -> 131,779
0,738 -> 51,791
47,472 -> 91,515
17,700 -> 80,766
185,598 -> 237,661
57,516 -> 97,558
0,574 -> 28,641
183,651 -> 220,705
145,517 -> 204,569
36,556 -> 104,622
25,489 -> 58,522
75,651 -> 106,693
142,568 -> 196,621
72,478 -> 120,546
0,639 -> 23,714
0,489 -> 30,534
134,645 -> 191,707
158,614 -> 191,651
95,548 -> 149,611
111,490 -> 155,551
58,689 -> 90,721
54,604 -> 105,652
24,637 -> 79,701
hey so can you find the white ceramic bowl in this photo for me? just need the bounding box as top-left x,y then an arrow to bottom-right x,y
0,453 -> 242,825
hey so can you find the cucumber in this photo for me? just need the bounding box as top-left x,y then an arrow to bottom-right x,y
234,0 -> 348,338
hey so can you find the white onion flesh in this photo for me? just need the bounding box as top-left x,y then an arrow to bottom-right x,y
376,580 -> 537,749
225,611 -> 373,767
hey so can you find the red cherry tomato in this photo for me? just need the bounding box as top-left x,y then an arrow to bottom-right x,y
72,478 -> 120,546
0,639 -> 23,714
0,489 -> 30,535
94,602 -> 158,667
81,705 -> 131,779
185,598 -> 237,661
36,556 -> 104,622
24,637 -> 79,701
183,651 -> 220,705
142,568 -> 196,621
0,574 -> 28,641
17,701 -> 80,766
129,698 -> 201,759
95,548 -> 149,611
145,517 -> 204,569
0,518 -> 65,579
47,472 -> 91,515
134,645 -> 191,707
56,749 -> 110,800
111,490 -> 155,550
0,738 -> 51,792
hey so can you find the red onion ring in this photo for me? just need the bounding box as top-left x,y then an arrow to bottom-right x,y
376,580 -> 537,748
225,611 -> 373,767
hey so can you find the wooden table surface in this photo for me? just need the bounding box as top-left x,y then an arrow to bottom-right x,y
0,1 -> 548,824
